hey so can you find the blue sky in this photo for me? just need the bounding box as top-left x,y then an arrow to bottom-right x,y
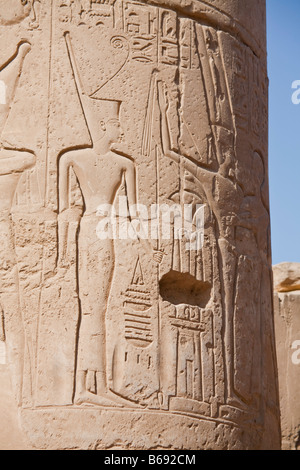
267,0 -> 300,264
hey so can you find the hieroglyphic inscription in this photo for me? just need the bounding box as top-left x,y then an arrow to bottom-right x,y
123,258 -> 154,347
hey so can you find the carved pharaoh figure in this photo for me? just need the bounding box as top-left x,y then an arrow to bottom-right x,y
233,151 -> 272,406
58,33 -> 161,407
0,42 -> 36,405
157,77 -> 265,410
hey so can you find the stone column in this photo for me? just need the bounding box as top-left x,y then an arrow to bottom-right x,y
274,263 -> 300,450
0,0 -> 280,450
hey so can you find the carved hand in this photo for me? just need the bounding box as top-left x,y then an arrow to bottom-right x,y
157,81 -> 169,113
18,41 -> 31,58
152,249 -> 165,264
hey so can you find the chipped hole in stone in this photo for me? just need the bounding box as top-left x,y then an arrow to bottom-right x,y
159,270 -> 211,308
296,431 -> 300,451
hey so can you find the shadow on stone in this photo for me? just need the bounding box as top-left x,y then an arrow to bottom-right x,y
159,270 -> 211,308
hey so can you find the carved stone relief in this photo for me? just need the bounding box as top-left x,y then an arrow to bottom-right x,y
0,0 -> 280,450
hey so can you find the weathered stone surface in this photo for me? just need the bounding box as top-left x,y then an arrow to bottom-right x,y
0,362 -> 31,450
274,264 -> 300,451
274,262 -> 300,293
137,0 -> 267,58
0,0 -> 280,450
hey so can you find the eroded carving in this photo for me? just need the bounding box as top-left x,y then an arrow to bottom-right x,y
156,25 -> 270,415
0,0 -> 280,451
0,0 -> 41,28
58,32 -> 161,408
0,42 -> 36,406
